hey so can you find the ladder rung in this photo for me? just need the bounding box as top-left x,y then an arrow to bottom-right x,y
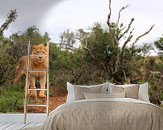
30,55 -> 47,57
29,70 -> 47,72
28,89 -> 47,91
27,104 -> 47,107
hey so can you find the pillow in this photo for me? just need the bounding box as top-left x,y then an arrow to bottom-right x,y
84,92 -> 125,99
111,84 -> 139,99
107,82 -> 114,93
66,82 -> 109,103
74,85 -> 102,100
138,83 -> 149,102
66,82 -> 75,103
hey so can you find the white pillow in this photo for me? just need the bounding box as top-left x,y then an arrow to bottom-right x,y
109,82 -> 150,102
84,92 -> 125,99
110,84 -> 138,90
66,82 -> 75,103
138,83 -> 150,102
110,84 -> 139,99
66,82 -> 109,103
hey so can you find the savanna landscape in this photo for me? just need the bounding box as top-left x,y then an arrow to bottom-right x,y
0,1 -> 163,113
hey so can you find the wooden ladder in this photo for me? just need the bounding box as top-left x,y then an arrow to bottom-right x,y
24,41 -> 50,124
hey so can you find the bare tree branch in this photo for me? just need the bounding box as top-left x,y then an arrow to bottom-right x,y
123,35 -> 133,50
115,28 -> 134,73
131,25 -> 154,56
122,28 -> 134,50
118,18 -> 134,41
120,33 -> 133,62
115,5 -> 129,41
0,9 -> 17,35
107,0 -> 112,27
116,5 -> 129,26
132,25 -> 155,47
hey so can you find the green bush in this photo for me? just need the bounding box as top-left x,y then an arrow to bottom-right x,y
0,89 -> 24,113
148,72 -> 163,105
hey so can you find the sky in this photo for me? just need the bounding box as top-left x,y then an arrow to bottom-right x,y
0,0 -> 163,52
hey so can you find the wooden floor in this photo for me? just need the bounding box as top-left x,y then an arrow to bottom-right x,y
0,113 -> 47,130
0,122 -> 43,130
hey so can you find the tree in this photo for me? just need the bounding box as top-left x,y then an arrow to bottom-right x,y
154,36 -> 163,50
140,43 -> 154,57
78,0 -> 154,83
9,26 -> 51,59
0,9 -> 17,36
59,29 -> 76,51
0,9 -> 17,84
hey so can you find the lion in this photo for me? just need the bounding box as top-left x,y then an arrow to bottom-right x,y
14,44 -> 48,98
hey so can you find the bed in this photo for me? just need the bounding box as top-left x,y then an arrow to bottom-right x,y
26,82 -> 163,130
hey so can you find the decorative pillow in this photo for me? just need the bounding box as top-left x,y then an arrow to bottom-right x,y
138,83 -> 149,102
111,84 -> 139,99
74,85 -> 102,100
66,82 -> 109,103
84,92 -> 125,99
